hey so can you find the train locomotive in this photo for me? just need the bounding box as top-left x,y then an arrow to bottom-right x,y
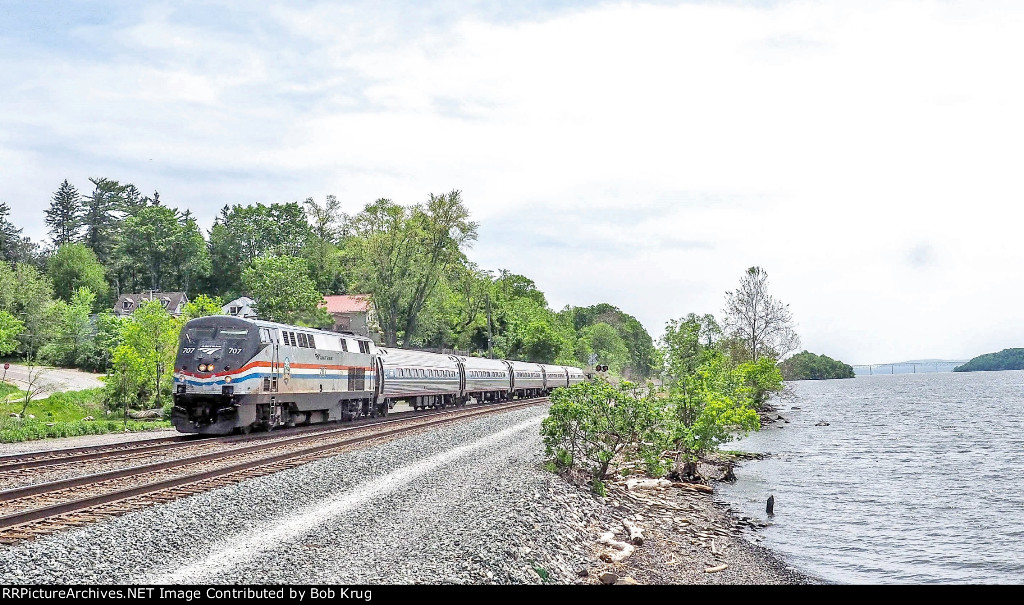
171,315 -> 587,435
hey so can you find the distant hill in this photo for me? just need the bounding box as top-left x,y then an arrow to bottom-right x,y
780,351 -> 855,381
953,348 -> 1024,372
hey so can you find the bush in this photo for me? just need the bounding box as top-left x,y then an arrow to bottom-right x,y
540,378 -> 665,493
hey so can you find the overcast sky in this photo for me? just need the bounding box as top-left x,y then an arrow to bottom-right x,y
2,0 -> 1022,364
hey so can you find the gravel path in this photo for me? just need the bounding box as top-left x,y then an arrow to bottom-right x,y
0,405 -> 813,585
2,363 -> 105,394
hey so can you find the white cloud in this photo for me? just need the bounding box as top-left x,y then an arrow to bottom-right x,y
2,0 -> 1023,363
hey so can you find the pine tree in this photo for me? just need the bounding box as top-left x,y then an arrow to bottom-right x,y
45,179 -> 83,247
121,183 -> 146,217
82,177 -> 125,267
0,202 -> 23,263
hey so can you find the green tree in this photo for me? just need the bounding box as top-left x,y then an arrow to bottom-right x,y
779,351 -> 855,380
488,292 -> 570,363
660,314 -> 761,477
737,356 -> 785,409
0,310 -> 24,356
203,202 -> 313,297
0,202 -> 21,262
77,312 -> 121,373
660,314 -> 722,384
106,300 -> 180,410
346,191 -> 478,346
117,205 -> 210,294
0,262 -> 57,357
242,255 -> 330,326
121,184 -> 148,216
39,287 -> 95,367
47,243 -> 108,305
560,303 -> 658,377
663,350 -> 760,477
45,179 -> 83,247
577,322 -> 630,373
182,294 -> 224,321
82,177 -> 125,267
954,348 -> 1024,373
0,203 -> 42,268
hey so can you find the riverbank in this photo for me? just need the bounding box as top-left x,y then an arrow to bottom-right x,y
561,455 -> 823,585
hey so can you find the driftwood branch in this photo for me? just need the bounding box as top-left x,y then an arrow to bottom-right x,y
598,531 -> 635,563
622,519 -> 644,546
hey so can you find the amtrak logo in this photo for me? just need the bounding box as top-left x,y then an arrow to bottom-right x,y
198,346 -> 221,356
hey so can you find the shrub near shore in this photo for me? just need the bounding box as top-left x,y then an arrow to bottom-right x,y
0,386 -> 170,443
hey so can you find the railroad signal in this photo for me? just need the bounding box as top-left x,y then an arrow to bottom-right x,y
595,364 -> 608,372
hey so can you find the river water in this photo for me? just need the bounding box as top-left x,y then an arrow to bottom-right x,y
716,370 -> 1024,584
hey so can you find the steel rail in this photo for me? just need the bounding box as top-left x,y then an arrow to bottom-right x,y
0,397 -> 548,532
0,399 -> 515,472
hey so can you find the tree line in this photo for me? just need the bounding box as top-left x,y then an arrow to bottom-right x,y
1,178 -> 673,410
2,179 -> 802,427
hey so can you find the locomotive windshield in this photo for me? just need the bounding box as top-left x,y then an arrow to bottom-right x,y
176,317 -> 261,373
182,326 -> 249,343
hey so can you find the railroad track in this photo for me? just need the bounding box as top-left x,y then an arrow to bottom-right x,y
0,397 -> 549,545
0,414 -> 411,473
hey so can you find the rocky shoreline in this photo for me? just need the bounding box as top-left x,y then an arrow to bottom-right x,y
547,456 -> 824,585
547,399 -> 824,585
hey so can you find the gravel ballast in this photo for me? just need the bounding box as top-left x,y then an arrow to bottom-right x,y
0,405 -> 815,584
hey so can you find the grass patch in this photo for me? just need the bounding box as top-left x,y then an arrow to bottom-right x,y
0,381 -> 18,400
0,387 -> 171,443
1,387 -> 107,421
0,418 -> 172,443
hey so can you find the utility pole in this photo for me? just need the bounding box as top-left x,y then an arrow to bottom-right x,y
486,292 -> 493,359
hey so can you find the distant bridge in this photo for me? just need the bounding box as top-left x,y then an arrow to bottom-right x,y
849,361 -> 969,375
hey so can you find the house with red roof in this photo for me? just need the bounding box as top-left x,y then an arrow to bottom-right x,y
321,294 -> 380,342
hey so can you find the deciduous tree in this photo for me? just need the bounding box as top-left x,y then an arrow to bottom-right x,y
722,266 -> 799,362
242,255 -> 330,326
0,311 -> 24,356
107,300 -> 180,409
346,191 -> 478,346
39,287 -> 95,367
47,243 -> 108,305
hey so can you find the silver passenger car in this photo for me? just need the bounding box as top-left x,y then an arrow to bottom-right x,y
377,348 -> 461,410
539,364 -> 568,389
459,356 -> 513,402
566,366 -> 587,387
508,360 -> 546,398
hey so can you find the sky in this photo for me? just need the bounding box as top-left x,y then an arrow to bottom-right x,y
2,0 -> 1023,365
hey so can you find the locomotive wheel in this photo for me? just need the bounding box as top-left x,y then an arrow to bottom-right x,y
235,425 -> 252,435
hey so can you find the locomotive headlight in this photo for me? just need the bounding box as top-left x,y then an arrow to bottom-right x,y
199,364 -> 208,372
224,376 -> 232,383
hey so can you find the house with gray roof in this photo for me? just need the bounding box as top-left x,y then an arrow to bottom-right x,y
114,291 -> 189,317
